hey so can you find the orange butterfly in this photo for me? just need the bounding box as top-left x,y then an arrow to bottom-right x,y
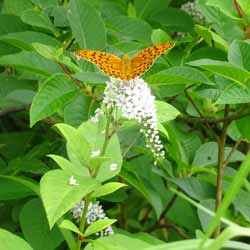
74,42 -> 174,80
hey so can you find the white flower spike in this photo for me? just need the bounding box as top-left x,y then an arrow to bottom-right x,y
103,77 -> 165,161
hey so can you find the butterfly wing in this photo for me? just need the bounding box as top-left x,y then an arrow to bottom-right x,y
75,50 -> 125,79
130,42 -> 174,79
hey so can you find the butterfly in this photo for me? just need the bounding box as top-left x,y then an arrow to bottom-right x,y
74,42 -> 174,80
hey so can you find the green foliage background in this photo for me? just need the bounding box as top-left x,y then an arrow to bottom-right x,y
1,0 -> 250,250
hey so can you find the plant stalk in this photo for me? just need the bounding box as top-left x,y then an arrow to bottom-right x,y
76,193 -> 91,250
93,107 -> 113,177
214,105 -> 230,237
76,108 -> 114,249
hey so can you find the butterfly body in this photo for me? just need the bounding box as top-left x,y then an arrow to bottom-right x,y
121,54 -> 133,79
75,42 -> 174,80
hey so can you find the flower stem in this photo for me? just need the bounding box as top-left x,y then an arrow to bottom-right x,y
76,194 -> 91,250
76,108 -> 114,249
214,105 -> 230,237
93,107 -> 113,177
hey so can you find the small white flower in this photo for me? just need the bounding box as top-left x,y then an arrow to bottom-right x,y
110,163 -> 118,171
91,150 -> 101,157
69,176 -> 79,186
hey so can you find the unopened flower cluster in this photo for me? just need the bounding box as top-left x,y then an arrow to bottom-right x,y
103,77 -> 165,161
181,0 -> 206,24
72,200 -> 113,237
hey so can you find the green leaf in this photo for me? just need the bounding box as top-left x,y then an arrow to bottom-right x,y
84,219 -> 116,237
236,117 -> 250,141
32,43 -> 58,60
228,40 -> 250,71
68,0 -> 106,49
92,182 -> 126,198
167,196 -> 200,231
233,188 -> 250,222
198,0 -> 243,42
59,219 -> 84,236
197,199 -> 215,231
0,175 -> 36,200
151,29 -> 171,44
238,0 -> 250,15
0,75 -> 35,109
51,6 -> 69,27
64,95 -> 93,126
96,133 -> 123,182
0,229 -> 34,250
145,239 -> 250,250
21,9 -> 57,34
0,89 -> 34,109
128,2 -> 137,17
85,231 -> 250,250
0,41 -> 19,56
0,175 -> 39,195
173,177 -> 216,200
192,142 -> 245,167
78,118 -> 122,182
121,158 -> 167,219
194,24 -> 228,51
206,0 -> 240,20
31,0 -> 58,8
8,158 -> 49,175
78,117 -> 106,151
135,0 -> 171,19
74,72 -> 108,84
202,154 -> 250,244
55,123 -> 92,167
0,31 -> 60,51
2,0 -> 34,16
216,85 -> 250,104
48,154 -> 89,176
89,156 -> 111,171
0,15 -> 29,35
151,7 -> 194,32
30,74 -> 79,126
85,232 -> 163,250
146,66 -> 212,85
0,131 -> 32,159
20,199 -> 63,250
106,15 -> 152,42
204,226 -> 250,250
155,101 -> 180,123
0,51 -> 61,76
170,187 -> 234,227
40,169 -> 99,228
188,59 -> 250,85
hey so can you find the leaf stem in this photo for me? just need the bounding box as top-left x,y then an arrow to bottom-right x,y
184,89 -> 219,142
93,108 -> 114,178
76,193 -> 91,250
223,136 -> 243,167
75,108 -> 114,249
146,193 -> 177,233
58,62 -> 83,89
214,105 -> 230,237
177,112 -> 250,124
